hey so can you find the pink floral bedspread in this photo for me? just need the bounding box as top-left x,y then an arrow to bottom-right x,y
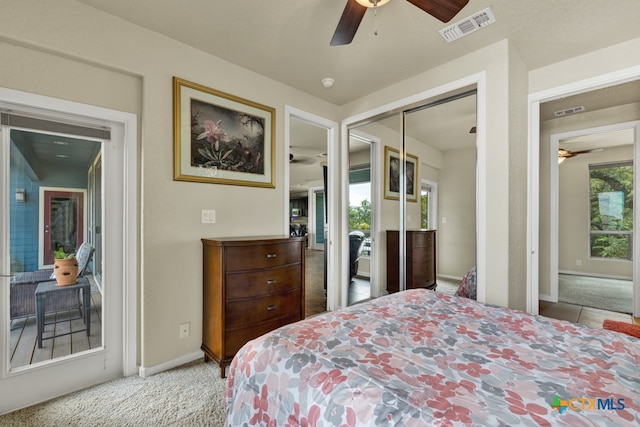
225,289 -> 640,426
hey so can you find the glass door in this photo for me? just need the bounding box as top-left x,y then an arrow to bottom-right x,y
6,129 -> 101,370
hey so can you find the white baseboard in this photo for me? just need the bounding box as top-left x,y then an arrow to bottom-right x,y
437,274 -> 463,282
538,293 -> 554,302
138,351 -> 202,378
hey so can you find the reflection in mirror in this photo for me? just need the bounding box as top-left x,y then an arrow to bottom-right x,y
289,117 -> 328,316
347,132 -> 373,306
403,91 -> 477,297
347,89 -> 477,299
8,129 -> 102,369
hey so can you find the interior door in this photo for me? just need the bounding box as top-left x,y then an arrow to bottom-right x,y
41,189 -> 85,266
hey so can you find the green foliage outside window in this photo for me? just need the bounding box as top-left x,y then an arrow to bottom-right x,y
349,199 -> 371,231
421,192 -> 429,229
589,163 -> 633,259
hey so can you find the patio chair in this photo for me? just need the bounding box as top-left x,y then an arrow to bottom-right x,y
10,242 -> 95,320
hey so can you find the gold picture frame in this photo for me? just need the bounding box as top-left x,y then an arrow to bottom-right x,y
384,146 -> 418,202
173,77 -> 275,187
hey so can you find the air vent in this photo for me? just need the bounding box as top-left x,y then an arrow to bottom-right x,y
439,7 -> 496,42
553,106 -> 586,117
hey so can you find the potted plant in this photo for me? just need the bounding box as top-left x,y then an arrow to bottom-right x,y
53,247 -> 79,286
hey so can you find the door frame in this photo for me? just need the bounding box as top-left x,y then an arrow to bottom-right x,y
347,129 -> 380,303
545,122 -> 639,304
527,65 -> 640,316
284,106 -> 339,311
0,87 -> 137,414
39,188 -> 87,268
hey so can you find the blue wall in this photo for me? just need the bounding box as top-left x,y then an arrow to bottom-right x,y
9,161 -> 39,272
10,151 -> 89,272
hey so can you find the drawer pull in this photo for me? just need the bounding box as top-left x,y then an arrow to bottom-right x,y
266,253 -> 277,259
266,305 -> 277,311
266,279 -> 277,285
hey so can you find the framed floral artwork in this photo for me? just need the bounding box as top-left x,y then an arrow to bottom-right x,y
173,77 -> 275,187
384,146 -> 418,202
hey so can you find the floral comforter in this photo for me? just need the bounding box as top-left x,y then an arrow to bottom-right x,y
225,289 -> 640,426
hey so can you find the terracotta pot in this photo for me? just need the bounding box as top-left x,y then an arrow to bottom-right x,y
54,258 -> 79,286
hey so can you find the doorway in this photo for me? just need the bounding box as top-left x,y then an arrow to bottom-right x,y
285,106 -> 339,313
546,122 -> 638,316
40,188 -> 86,267
529,73 -> 640,318
0,88 -> 137,414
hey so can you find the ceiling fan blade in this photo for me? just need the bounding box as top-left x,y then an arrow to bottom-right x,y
331,0 -> 367,46
406,0 -> 470,23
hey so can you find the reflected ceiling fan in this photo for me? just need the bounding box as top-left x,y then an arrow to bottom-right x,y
289,146 -> 321,165
331,0 -> 470,46
558,148 -> 604,163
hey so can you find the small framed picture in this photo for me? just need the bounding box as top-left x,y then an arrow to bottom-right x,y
384,146 -> 418,202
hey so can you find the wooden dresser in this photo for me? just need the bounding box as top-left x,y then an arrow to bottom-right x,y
201,235 -> 305,377
386,230 -> 436,293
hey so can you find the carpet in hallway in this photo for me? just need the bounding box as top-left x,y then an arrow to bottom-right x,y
559,274 -> 632,314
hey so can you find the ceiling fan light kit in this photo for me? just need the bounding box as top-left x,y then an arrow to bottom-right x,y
331,0 -> 470,46
355,0 -> 390,7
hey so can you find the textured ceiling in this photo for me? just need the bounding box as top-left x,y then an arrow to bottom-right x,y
76,0 -> 640,105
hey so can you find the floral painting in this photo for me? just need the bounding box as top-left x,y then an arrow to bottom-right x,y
173,77 -> 275,187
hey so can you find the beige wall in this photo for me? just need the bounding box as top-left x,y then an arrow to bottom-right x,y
530,36 -> 640,299
558,145 -> 634,277
3,0 -> 640,373
538,103 -> 640,296
342,40 -> 519,307
0,0 -> 339,369
438,148 -> 477,278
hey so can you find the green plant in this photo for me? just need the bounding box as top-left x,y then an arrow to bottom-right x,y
53,247 -> 75,260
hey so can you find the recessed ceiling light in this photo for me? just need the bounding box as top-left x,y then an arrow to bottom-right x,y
321,78 -> 335,88
53,141 -> 69,145
56,154 -> 69,158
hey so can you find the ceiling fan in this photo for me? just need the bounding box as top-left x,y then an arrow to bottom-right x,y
331,0 -> 470,46
558,148 -> 604,163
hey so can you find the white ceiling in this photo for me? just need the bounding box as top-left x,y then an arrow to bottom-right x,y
76,0 -> 640,106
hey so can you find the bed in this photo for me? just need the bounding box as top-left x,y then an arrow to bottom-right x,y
225,289 -> 640,426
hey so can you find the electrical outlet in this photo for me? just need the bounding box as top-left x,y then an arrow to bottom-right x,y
201,210 -> 216,224
576,259 -> 582,266
179,322 -> 190,338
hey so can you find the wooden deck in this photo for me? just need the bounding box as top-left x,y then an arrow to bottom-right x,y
9,285 -> 102,369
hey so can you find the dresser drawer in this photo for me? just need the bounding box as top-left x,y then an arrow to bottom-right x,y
225,288 -> 302,328
412,232 -> 434,248
225,313 -> 301,358
226,265 -> 301,300
225,242 -> 301,272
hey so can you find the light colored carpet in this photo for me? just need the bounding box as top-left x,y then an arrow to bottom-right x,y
559,274 -> 633,314
0,360 -> 226,426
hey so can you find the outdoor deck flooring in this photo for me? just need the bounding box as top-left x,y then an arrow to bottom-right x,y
9,288 -> 102,369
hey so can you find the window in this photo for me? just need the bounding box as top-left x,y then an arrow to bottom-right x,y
589,161 -> 633,260
421,181 -> 437,230
349,166 -> 371,256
